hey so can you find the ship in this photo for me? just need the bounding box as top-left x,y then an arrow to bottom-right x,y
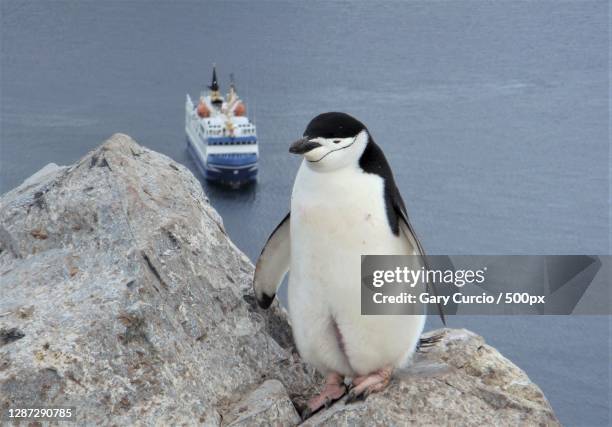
185,66 -> 258,186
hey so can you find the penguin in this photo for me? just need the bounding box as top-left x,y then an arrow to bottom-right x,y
254,112 -> 442,418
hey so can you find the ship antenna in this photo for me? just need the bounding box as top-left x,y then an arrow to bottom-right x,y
244,69 -> 256,124
245,68 -> 250,109
228,72 -> 237,104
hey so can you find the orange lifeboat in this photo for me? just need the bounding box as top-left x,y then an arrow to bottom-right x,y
233,101 -> 246,116
197,101 -> 210,118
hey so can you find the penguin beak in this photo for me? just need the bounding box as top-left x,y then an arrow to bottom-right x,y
289,137 -> 322,155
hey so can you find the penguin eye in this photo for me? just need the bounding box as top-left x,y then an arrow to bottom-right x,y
333,139 -> 341,144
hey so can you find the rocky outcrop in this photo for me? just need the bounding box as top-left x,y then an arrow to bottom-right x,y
0,134 -> 559,426
303,328 -> 559,426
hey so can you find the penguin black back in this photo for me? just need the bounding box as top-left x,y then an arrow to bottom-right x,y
358,136 -> 406,237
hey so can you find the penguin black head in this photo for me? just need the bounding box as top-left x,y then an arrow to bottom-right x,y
290,112 -> 370,171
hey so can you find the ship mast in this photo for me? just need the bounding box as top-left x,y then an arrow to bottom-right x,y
209,65 -> 223,107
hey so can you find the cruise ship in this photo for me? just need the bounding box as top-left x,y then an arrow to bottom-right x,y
185,66 -> 258,186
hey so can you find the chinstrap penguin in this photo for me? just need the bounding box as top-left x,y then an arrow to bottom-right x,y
254,112 -> 442,419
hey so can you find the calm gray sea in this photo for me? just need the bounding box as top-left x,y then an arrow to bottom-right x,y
1,1 -> 610,425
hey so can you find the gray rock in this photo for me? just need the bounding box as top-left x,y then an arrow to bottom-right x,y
0,134 -> 317,426
223,380 -> 300,426
0,134 -> 559,426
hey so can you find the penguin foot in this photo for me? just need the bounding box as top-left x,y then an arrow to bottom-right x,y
301,372 -> 346,420
346,366 -> 393,404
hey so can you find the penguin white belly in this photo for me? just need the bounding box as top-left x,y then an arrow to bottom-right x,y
288,163 -> 425,376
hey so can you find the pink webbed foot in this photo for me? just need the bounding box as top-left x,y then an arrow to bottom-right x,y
301,372 -> 347,420
346,366 -> 393,404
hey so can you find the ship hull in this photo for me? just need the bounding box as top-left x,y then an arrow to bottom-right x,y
185,129 -> 258,187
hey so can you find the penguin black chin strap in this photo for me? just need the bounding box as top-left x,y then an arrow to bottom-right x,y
308,136 -> 358,163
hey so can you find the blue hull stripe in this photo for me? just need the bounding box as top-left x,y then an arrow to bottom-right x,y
207,136 -> 257,144
187,139 -> 257,184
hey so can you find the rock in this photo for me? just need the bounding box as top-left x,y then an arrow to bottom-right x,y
0,134 -> 559,426
19,162 -> 67,192
223,380 -> 300,426
303,329 -> 559,426
0,134 -> 317,426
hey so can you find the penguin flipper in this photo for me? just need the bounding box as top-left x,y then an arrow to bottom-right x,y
393,195 -> 447,326
253,213 -> 291,309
